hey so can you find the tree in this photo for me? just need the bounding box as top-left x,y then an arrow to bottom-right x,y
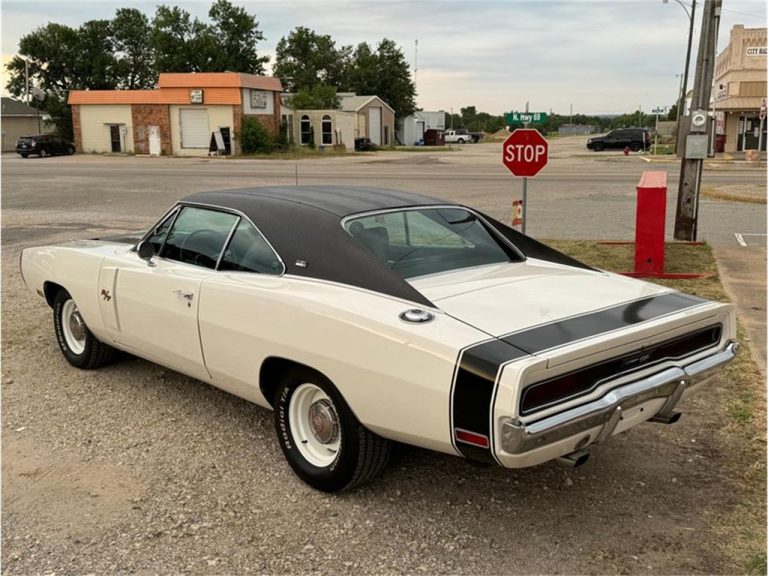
288,85 -> 340,109
273,27 -> 349,92
112,9 -> 154,89
5,21 -> 116,139
207,0 -> 269,74
150,5 -> 200,72
667,103 -> 678,121
345,39 -> 416,118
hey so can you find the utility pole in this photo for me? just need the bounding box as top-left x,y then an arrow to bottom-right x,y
674,0 -> 721,241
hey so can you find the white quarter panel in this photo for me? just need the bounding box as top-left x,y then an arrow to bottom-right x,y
198,274 -> 490,454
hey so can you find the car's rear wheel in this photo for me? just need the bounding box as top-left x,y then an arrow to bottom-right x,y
592,142 -> 604,151
67,146 -> 75,155
457,138 -> 465,144
53,289 -> 117,369
20,153 -> 28,158
630,141 -> 642,152
274,368 -> 391,492
39,148 -> 47,158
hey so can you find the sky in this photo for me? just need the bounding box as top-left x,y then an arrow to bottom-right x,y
1,0 -> 766,116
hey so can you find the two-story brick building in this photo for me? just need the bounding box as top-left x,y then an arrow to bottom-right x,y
68,72 -> 282,156
713,25 -> 767,153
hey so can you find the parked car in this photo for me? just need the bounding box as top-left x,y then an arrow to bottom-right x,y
587,128 -> 651,152
20,186 -> 737,492
445,129 -> 473,144
16,134 -> 75,158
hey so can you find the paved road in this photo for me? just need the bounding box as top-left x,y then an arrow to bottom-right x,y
3,140 -> 764,247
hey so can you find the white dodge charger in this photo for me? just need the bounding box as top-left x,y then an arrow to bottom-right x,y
20,186 -> 737,492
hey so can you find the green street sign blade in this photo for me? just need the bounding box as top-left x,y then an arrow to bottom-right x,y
505,111 -> 548,124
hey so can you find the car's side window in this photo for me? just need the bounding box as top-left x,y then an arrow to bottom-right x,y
160,206 -> 238,269
145,208 -> 179,254
219,219 -> 284,275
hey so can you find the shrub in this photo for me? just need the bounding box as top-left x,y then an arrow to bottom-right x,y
237,117 -> 273,154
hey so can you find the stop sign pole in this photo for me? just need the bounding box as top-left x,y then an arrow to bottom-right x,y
502,127 -> 549,234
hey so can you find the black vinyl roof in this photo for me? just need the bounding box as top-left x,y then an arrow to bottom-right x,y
185,186 -> 446,217
180,186 -> 593,308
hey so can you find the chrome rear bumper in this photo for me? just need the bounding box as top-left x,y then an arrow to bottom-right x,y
500,340 -> 738,455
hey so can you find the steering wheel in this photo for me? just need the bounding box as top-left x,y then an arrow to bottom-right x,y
179,230 -> 222,267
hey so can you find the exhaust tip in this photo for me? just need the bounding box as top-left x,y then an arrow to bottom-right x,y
557,450 -> 590,468
650,411 -> 682,425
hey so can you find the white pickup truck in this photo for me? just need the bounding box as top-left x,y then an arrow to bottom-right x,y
444,129 -> 473,144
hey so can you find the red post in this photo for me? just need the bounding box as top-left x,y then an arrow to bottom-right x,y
634,171 -> 667,276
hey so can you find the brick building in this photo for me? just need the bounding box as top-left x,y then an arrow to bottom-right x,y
713,25 -> 767,153
68,72 -> 282,156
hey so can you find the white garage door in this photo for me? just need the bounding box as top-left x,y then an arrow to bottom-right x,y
368,107 -> 382,145
180,109 -> 209,148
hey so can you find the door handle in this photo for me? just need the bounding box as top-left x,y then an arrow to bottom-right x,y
173,289 -> 194,301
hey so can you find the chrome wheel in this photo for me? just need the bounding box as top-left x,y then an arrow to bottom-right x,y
288,383 -> 340,467
62,299 -> 86,354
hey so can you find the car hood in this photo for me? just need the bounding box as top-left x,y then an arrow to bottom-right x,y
409,259 -> 672,338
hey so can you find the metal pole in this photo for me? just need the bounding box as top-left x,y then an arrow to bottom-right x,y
522,178 -> 528,234
758,116 -> 765,167
677,0 -> 697,156
522,102 -> 530,235
25,59 -> 29,105
674,73 -> 684,154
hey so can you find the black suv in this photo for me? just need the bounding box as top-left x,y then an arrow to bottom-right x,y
16,135 -> 75,158
586,128 -> 651,152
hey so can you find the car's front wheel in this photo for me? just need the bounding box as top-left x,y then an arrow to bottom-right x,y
67,146 -> 75,155
53,289 -> 117,369
20,153 -> 28,158
274,368 -> 391,492
592,142 -> 605,151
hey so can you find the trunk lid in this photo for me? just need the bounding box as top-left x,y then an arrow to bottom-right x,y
410,259 -> 674,339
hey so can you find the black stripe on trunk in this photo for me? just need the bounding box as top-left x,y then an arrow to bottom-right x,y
502,293 -> 705,354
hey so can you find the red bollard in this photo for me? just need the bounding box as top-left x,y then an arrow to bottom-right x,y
634,171 -> 666,276
623,146 -> 630,156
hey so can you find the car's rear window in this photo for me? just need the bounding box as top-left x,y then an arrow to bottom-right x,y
344,207 -> 522,279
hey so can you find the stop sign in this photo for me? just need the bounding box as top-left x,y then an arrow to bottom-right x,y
502,129 -> 549,177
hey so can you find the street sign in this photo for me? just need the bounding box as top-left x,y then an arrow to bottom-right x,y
760,98 -> 766,121
652,107 -> 665,114
505,111 -> 548,124
502,129 -> 549,177
512,200 -> 523,226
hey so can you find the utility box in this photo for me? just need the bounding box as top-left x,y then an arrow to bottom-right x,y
634,171 -> 667,276
685,134 -> 709,159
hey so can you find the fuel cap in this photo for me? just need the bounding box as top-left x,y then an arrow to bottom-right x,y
399,309 -> 434,323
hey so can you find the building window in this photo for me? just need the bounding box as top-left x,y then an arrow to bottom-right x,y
322,115 -> 333,145
300,115 -> 311,145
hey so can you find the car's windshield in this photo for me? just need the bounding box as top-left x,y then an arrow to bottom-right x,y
344,207 -> 522,279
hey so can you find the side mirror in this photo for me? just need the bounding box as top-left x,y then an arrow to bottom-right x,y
137,241 -> 156,267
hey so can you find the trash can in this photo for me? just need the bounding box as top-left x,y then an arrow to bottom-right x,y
714,134 -> 726,153
354,137 -> 372,151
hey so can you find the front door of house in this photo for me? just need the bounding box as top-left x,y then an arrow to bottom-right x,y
109,125 -> 121,153
148,126 -> 161,156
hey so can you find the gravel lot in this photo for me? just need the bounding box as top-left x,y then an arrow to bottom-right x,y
2,142 -> 765,574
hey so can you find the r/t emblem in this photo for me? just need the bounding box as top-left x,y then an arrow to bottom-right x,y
101,289 -> 112,301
